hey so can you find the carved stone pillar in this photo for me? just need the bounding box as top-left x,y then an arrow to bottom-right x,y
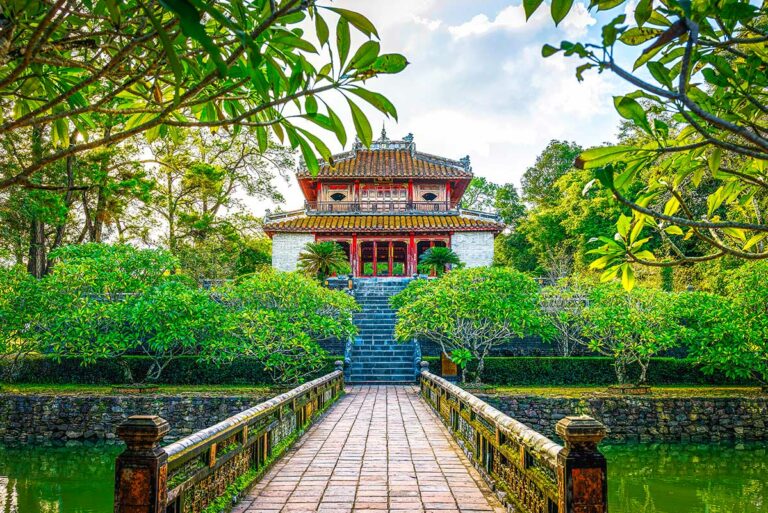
556,416 -> 608,513
114,415 -> 170,513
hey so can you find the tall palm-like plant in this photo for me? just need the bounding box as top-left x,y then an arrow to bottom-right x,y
419,247 -> 462,277
298,242 -> 350,281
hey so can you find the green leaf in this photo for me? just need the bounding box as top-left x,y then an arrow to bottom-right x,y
159,0 -> 227,76
551,0 -> 574,25
617,214 -> 631,238
348,41 -> 380,71
542,44 -> 560,57
647,61 -> 673,89
575,146 -> 635,169
743,234 -> 767,251
634,0 -> 652,26
619,27 -> 663,46
336,18 -> 351,69
315,13 -> 330,47
708,148 -> 722,175
296,134 -> 320,175
305,95 -> 318,115
665,225 -> 684,235
614,95 -> 645,123
327,7 -> 379,38
346,86 -> 398,120
663,196 -> 680,216
524,0 -> 545,19
621,264 -> 635,291
370,54 -> 409,74
346,97 -> 372,147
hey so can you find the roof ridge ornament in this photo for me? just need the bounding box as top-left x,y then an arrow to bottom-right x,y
459,155 -> 471,171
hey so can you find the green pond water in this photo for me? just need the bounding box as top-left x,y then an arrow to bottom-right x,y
0,442 -> 765,512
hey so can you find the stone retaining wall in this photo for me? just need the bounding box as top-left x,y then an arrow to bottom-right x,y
481,394 -> 768,442
0,393 -> 271,444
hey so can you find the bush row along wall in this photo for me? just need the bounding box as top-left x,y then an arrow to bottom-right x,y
5,356 -> 341,385
420,357 -> 751,386
4,356 -> 748,386
0,393 -> 274,443
481,394 -> 768,443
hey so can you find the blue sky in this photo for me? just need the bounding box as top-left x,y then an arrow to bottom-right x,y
270,1 -> 640,211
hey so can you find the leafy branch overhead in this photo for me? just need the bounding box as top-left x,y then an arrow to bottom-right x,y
0,0 -> 408,189
528,0 -> 768,288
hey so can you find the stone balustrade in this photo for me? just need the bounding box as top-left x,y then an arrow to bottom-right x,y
419,366 -> 608,513
114,365 -> 344,513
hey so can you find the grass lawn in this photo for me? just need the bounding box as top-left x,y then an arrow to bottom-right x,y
0,383 -> 276,396
474,385 -> 766,399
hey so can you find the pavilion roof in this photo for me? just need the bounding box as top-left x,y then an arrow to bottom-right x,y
296,131 -> 473,181
263,214 -> 503,235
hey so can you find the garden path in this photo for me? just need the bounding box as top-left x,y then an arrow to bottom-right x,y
233,385 -> 504,513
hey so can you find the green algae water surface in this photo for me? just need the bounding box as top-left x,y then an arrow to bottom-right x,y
0,442 -> 766,512
603,442 -> 768,513
0,442 -> 122,513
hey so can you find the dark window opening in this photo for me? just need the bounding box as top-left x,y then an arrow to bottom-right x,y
330,192 -> 347,201
422,192 -> 438,201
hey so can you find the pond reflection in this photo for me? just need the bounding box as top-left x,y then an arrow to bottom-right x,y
0,442 -> 123,513
603,442 -> 768,513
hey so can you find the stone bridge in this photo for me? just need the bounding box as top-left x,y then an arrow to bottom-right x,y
113,370 -> 607,513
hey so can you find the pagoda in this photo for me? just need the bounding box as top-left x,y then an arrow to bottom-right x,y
263,131 -> 504,277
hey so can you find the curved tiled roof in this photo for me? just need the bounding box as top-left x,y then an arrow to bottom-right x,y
296,137 -> 473,180
263,214 -> 503,234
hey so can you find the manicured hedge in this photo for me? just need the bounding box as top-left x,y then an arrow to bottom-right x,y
5,355 -> 342,385
421,357 -> 750,386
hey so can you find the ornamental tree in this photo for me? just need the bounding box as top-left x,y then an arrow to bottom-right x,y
0,1 -> 406,190
392,267 -> 546,383
674,289 -> 765,387
540,278 -> 590,356
418,247 -> 462,277
216,271 -> 358,384
0,266 -> 46,380
525,0 -> 768,285
577,284 -> 680,385
38,243 -> 221,383
297,241 -> 351,281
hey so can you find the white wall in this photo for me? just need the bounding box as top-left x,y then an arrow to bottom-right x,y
451,232 -> 494,268
272,233 -> 315,272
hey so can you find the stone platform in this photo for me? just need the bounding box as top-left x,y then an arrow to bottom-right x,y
234,385 -> 504,513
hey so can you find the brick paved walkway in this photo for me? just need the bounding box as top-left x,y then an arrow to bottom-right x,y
234,385 -> 505,513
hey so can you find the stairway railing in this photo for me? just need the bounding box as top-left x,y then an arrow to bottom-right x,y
114,365 -> 344,513
419,368 -> 608,513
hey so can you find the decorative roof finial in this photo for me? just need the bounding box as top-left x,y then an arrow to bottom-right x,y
380,123 -> 388,141
460,155 -> 471,170
403,133 -> 414,144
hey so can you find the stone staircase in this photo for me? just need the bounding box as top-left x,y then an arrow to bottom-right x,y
346,278 -> 419,384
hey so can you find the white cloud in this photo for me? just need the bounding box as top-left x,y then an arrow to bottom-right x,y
447,2 -> 595,40
412,15 -> 442,31
448,4 -> 540,39
561,3 -> 597,37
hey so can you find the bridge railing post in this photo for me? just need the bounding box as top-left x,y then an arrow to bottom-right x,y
114,415 -> 170,513
555,415 -> 608,513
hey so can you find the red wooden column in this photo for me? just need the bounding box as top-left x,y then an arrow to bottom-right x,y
372,241 -> 377,277
407,179 -> 414,208
351,234 -> 359,277
388,242 -> 393,276
408,234 -> 417,276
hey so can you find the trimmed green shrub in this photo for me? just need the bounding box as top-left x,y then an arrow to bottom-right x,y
421,357 -> 749,386
4,355 -> 342,386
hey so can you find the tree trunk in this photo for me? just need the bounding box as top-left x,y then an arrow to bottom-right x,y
27,218 -> 46,278
614,358 -> 627,385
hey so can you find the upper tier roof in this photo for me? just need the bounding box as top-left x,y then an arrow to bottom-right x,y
296,131 -> 473,180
